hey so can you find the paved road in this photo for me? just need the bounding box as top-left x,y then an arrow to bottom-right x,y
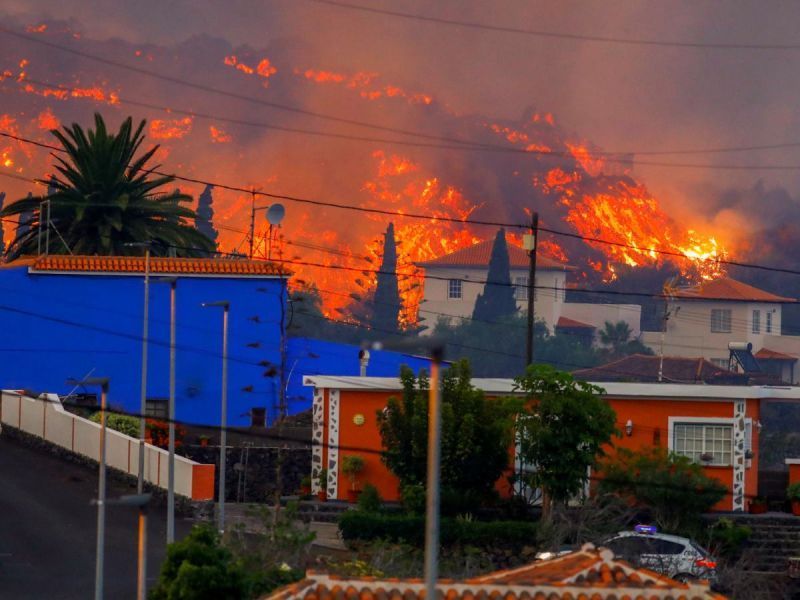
0,433 -> 193,599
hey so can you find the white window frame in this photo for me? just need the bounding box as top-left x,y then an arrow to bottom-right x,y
447,279 -> 462,300
766,311 -> 773,334
668,416 -> 752,468
710,308 -> 732,333
752,309 -> 760,334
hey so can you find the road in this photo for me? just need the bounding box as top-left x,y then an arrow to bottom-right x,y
0,433 -> 193,599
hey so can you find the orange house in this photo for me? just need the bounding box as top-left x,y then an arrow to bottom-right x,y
304,375 -> 800,511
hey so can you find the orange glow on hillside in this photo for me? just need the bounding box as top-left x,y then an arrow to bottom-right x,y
149,117 -> 193,140
36,108 -> 60,130
209,125 -> 232,143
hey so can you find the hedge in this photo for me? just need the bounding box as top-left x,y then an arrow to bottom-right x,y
338,511 -> 538,547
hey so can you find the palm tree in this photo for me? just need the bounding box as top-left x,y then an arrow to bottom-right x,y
599,321 -> 634,353
1,113 -> 216,259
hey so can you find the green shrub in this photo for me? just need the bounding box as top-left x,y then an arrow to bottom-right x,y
150,524 -> 248,600
357,484 -> 382,513
707,518 -> 751,561
787,482 -> 800,501
89,411 -> 140,438
338,511 -> 538,548
401,484 -> 426,515
599,446 -> 727,534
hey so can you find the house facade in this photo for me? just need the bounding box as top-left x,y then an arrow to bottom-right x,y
417,236 -> 641,337
641,277 -> 800,381
304,374 -> 800,511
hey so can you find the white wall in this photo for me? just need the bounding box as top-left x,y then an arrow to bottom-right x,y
559,303 -> 642,338
0,391 -> 213,500
419,265 -> 566,333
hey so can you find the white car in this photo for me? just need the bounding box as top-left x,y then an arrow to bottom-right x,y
602,529 -> 716,582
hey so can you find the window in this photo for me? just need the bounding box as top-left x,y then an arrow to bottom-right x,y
766,311 -> 773,333
752,310 -> 760,334
710,358 -> 729,370
673,423 -> 732,466
710,308 -> 732,333
447,279 -> 462,299
145,398 -> 168,419
514,276 -> 528,301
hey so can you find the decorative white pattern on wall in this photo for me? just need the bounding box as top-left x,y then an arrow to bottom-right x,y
327,389 -> 340,499
732,399 -> 747,512
311,387 -> 324,494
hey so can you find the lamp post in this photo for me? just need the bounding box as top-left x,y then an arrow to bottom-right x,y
101,494 -> 151,600
156,276 -> 178,544
125,242 -> 154,495
202,301 -> 230,534
67,376 -> 110,600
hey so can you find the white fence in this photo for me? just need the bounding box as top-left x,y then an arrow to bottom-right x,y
0,390 -> 214,500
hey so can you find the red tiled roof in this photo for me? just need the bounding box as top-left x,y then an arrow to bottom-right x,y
672,277 -> 796,303
755,348 -> 798,361
572,354 -> 730,384
21,255 -> 289,277
556,316 -> 596,330
264,546 -> 723,599
417,239 -> 571,271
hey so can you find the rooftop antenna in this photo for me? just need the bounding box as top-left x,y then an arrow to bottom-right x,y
266,203 -> 285,262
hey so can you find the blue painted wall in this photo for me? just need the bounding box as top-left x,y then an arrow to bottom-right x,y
0,264 -> 431,425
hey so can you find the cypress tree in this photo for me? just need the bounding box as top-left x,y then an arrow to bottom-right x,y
372,222 -> 401,333
195,184 -> 218,248
472,228 -> 518,321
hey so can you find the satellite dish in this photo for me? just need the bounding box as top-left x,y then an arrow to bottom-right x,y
266,203 -> 285,226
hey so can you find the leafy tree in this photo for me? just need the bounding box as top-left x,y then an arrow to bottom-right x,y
195,184 -> 219,251
598,320 -> 653,360
472,229 -> 517,322
598,446 -> 727,533
371,222 -> 401,334
376,360 -> 518,502
514,364 -> 617,517
0,113 -> 215,258
150,524 -> 248,600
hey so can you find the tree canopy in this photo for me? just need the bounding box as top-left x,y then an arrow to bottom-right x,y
371,222 -> 401,334
472,228 -> 517,322
1,113 -> 215,258
514,364 -> 617,512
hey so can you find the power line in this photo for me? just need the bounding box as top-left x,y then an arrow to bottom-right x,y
5,131 -> 800,284
305,0 -> 800,51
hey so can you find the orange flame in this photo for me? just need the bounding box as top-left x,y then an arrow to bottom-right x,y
149,117 -> 193,140
209,125 -> 232,143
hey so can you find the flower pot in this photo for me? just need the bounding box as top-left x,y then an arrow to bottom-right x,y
792,500 -> 800,516
347,489 -> 362,504
317,490 -> 327,502
749,502 -> 768,515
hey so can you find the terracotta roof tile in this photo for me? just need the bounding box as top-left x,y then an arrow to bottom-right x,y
672,277 -> 795,303
20,255 -> 289,277
264,547 -> 724,599
755,348 -> 798,361
556,317 -> 596,330
417,239 -> 571,271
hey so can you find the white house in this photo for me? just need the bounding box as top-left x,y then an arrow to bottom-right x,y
416,236 -> 641,337
641,277 -> 800,382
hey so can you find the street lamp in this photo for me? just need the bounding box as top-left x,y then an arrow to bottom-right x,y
155,276 -> 177,544
124,241 -> 155,495
201,300 -> 230,534
364,336 -> 445,600
100,493 -> 151,600
67,376 -> 110,600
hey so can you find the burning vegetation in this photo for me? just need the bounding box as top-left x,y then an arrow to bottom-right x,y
0,20 -> 732,326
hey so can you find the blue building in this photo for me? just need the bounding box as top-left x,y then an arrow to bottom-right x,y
0,255 -> 429,426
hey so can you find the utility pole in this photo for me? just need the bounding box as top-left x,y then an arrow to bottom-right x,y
525,212 -> 539,365
137,246 -> 151,494
167,278 -> 176,544
424,344 -> 445,600
248,189 -> 256,259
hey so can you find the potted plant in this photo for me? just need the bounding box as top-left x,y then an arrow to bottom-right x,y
317,468 -> 328,502
749,496 -> 768,514
300,475 -> 312,497
341,455 -> 366,503
787,483 -> 800,515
